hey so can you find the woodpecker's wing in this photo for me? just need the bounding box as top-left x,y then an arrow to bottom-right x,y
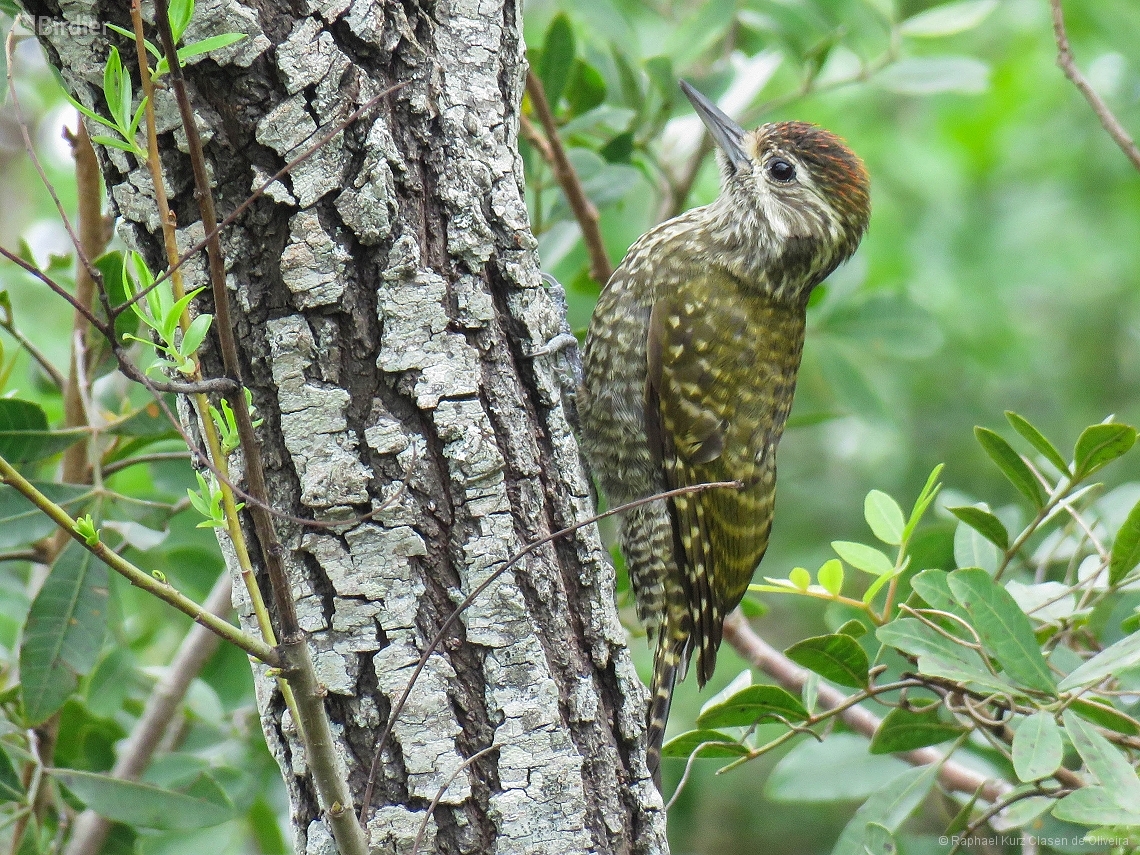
647,278 -> 797,685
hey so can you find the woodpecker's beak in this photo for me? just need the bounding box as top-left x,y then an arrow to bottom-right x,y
680,80 -> 749,172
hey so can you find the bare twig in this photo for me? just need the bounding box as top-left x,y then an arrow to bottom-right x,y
4,32 -> 103,289
409,745 -> 497,855
720,611 -> 1012,804
523,69 -> 613,286
0,453 -> 279,666
102,451 -> 192,477
62,572 -> 234,855
1050,0 -> 1140,172
123,83 -> 407,316
151,5 -> 366,852
360,478 -> 743,824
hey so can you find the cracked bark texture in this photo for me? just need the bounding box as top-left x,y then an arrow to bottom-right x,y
24,1 -> 668,853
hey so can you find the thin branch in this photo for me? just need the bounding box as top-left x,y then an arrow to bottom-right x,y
122,83 -> 408,316
0,245 -> 108,337
0,453 -> 279,666
62,572 -> 234,855
720,611 -> 1012,804
151,6 -> 366,853
0,310 -> 66,390
4,33 -> 103,289
360,478 -> 743,824
1050,0 -> 1140,172
102,451 -> 192,477
409,745 -> 497,855
523,69 -> 613,286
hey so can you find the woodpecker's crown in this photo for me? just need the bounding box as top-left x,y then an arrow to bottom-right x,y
680,81 -> 870,288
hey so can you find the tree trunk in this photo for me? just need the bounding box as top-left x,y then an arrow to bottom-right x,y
26,1 -> 667,852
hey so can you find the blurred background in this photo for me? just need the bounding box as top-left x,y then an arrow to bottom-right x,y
518,0 -> 1140,851
1,0 -> 1138,852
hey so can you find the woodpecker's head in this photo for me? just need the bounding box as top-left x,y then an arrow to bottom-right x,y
681,80 -> 870,297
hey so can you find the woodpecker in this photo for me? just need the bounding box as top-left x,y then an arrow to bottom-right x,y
579,81 -> 870,782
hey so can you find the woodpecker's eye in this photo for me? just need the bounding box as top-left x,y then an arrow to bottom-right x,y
766,158 -> 795,182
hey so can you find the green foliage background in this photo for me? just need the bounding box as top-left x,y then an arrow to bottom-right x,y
519,0 -> 1140,851
0,0 -> 1138,853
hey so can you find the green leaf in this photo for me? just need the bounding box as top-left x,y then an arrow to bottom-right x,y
902,464 -> 943,542
94,251 -> 140,341
1005,411 -> 1070,474
0,399 -> 85,463
865,490 -> 905,546
898,0 -> 998,38
107,24 -> 162,61
947,568 -> 1056,693
0,483 -> 93,549
175,32 -> 247,63
876,56 -> 990,95
876,618 -> 1013,693
869,705 -> 965,754
834,618 -> 867,639
832,541 -> 894,577
766,734 -> 909,802
909,569 -> 967,618
999,795 -> 1054,828
539,14 -> 575,108
818,559 -> 844,596
180,313 -> 213,357
789,566 -> 811,591
49,768 -> 234,830
1057,630 -> 1140,691
1062,710 -> 1140,807
1110,497 -> 1140,586
785,633 -> 869,688
953,517 -> 1000,574
102,47 -> 132,134
974,427 -> 1043,508
0,746 -> 24,803
20,543 -> 109,724
861,823 -> 895,855
660,729 -> 748,759
1053,787 -> 1140,826
89,136 -> 141,154
1073,423 -> 1137,480
1069,699 -> 1140,736
947,505 -> 1009,550
696,685 -> 809,729
1011,712 -> 1062,782
565,59 -> 606,118
599,131 -> 635,164
167,0 -> 195,44
831,763 -> 941,855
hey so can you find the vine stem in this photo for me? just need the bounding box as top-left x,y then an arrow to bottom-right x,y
151,4 -> 366,852
1049,0 -> 1140,172
0,453 -> 278,665
721,611 -> 1012,803
127,0 -> 299,729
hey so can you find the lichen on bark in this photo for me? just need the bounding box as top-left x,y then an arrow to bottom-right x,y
23,0 -> 669,851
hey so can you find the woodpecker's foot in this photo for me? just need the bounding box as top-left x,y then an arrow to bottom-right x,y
527,332 -> 578,358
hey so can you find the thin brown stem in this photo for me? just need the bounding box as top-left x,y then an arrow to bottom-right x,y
524,69 -> 613,286
1050,0 -> 1140,172
151,6 -> 365,851
62,572 -> 234,855
4,33 -> 102,289
0,453 -> 279,666
721,611 -> 1012,803
360,478 -> 742,823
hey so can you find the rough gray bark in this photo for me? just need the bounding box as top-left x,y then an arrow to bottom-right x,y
25,1 -> 668,852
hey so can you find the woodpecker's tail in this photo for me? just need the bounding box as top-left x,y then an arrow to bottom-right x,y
646,625 -> 688,788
